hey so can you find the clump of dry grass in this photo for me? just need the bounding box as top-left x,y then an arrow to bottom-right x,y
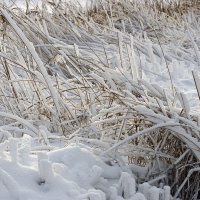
153,0 -> 200,16
0,0 -> 200,199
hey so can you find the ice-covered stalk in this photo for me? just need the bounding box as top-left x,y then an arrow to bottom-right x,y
163,186 -> 171,200
0,9 -> 60,115
9,138 -> 18,163
39,159 -> 54,183
118,172 -> 136,198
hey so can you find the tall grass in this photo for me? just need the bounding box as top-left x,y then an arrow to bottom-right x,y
0,0 -> 200,199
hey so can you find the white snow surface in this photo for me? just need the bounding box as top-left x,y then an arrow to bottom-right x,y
0,1 -> 198,199
0,143 -> 113,200
0,137 -> 171,200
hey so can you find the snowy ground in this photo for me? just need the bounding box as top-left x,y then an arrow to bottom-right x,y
0,0 -> 199,199
0,137 -> 171,200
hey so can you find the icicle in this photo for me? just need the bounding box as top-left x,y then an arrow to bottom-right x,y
39,125 -> 50,146
118,172 -> 136,198
118,32 -> 124,69
39,159 -> 54,183
163,186 -> 171,200
138,182 -> 151,199
9,138 -> 18,163
18,135 -> 31,162
127,41 -> 138,82
148,186 -> 160,200
37,152 -> 48,164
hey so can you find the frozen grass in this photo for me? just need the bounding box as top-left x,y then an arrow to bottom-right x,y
0,0 -> 200,199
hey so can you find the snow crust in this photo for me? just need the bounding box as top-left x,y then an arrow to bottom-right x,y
0,139 -> 171,200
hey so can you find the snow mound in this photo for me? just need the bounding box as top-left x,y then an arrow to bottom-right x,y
0,139 -> 171,200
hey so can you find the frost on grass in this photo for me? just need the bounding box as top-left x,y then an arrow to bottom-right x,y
0,0 -> 200,199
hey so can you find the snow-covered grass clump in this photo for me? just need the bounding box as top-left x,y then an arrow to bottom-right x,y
0,0 -> 200,199
0,138 -> 173,200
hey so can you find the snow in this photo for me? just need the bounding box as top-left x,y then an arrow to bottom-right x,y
0,0 -> 199,199
0,138 -> 173,200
